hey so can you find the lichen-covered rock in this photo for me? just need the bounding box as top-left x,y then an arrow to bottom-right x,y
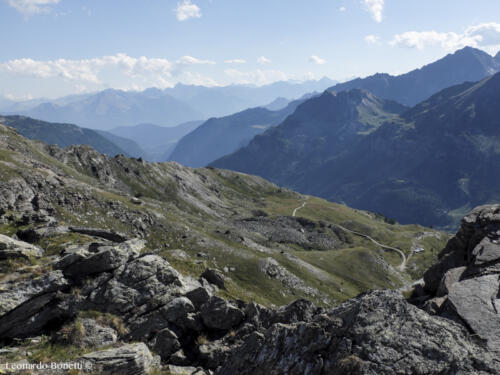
80,343 -> 157,375
0,234 -> 43,259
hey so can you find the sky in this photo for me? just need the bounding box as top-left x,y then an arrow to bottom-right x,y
1,0 -> 500,100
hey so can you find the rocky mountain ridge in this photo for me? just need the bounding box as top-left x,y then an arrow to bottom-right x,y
329,46 -> 500,106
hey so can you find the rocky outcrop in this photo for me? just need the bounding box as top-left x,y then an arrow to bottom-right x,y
2,205 -> 500,374
0,234 -> 43,259
218,290 -> 498,375
423,204 -> 500,353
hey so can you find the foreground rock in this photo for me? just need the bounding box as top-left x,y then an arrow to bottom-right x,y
218,290 -> 498,375
1,206 -> 500,373
0,234 -> 43,259
80,343 -> 158,375
423,204 -> 500,353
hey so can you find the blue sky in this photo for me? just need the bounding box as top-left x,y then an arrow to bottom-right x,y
1,0 -> 500,99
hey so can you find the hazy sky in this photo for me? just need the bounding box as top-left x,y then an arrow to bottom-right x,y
1,0 -> 500,99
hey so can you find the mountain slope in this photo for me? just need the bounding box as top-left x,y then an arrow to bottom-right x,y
0,122 -> 446,309
95,130 -> 147,159
212,89 -> 407,183
109,120 -> 203,161
0,115 -> 128,156
168,97 -> 317,167
215,72 -> 500,229
330,46 -> 500,106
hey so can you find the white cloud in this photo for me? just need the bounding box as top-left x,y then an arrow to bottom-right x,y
224,59 -> 246,64
339,6 -> 346,12
364,0 -> 384,23
7,0 -> 60,14
364,34 -> 381,44
0,54 -> 175,89
257,56 -> 271,64
0,53 -> 226,92
175,0 -> 201,21
176,55 -> 215,65
309,55 -> 326,65
391,23 -> 500,51
224,69 -> 287,85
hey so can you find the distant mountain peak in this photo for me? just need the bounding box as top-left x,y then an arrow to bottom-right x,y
327,47 -> 500,106
495,51 -> 500,63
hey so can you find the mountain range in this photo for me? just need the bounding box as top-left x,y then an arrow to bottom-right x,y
213,69 -> 500,229
168,94 -> 317,167
1,78 -> 337,131
11,89 -> 204,130
328,46 -> 500,106
174,46 -> 500,169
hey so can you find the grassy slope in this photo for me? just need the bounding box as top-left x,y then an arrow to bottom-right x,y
0,124 -> 449,308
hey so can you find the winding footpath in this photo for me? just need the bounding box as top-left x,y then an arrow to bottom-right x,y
292,202 -> 307,217
292,200 -> 408,270
333,223 -> 408,271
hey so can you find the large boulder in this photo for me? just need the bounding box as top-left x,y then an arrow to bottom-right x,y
60,239 -> 145,279
422,204 -> 500,353
80,343 -> 158,375
0,270 -> 68,316
0,270 -> 71,339
201,297 -> 244,330
0,234 -> 43,259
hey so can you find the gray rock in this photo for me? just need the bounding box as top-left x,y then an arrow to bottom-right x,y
61,239 -> 144,279
258,257 -> 318,296
69,226 -> 128,243
472,236 -> 500,265
217,290 -> 499,374
436,266 -> 466,297
78,318 -> 118,348
185,287 -> 212,309
201,297 -> 244,330
81,343 -> 156,375
88,254 -> 185,315
446,274 -> 500,352
0,234 -> 43,259
0,270 -> 68,316
167,365 -> 207,375
201,269 -> 226,290
16,225 -> 69,243
163,297 -> 196,323
153,328 -> 181,360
